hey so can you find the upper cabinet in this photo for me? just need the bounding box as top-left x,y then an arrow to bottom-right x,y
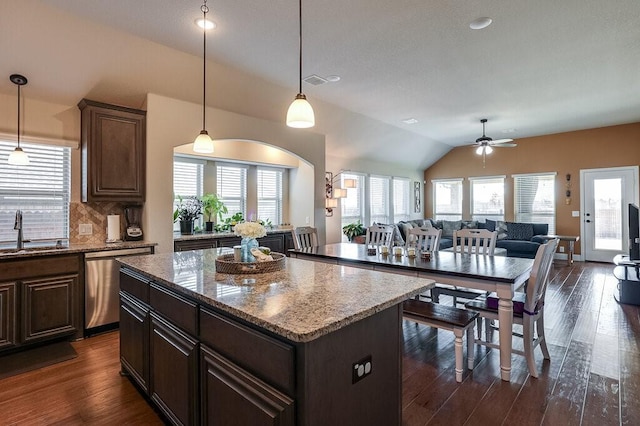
78,99 -> 146,202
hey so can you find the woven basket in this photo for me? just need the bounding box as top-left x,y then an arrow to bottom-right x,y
215,252 -> 286,274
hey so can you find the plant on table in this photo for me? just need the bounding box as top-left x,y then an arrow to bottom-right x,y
342,220 -> 365,242
174,195 -> 203,235
234,221 -> 267,262
201,193 -> 227,232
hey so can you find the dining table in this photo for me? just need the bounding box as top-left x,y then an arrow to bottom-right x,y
290,243 -> 535,381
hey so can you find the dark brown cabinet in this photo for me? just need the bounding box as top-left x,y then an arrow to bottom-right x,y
174,231 -> 295,255
200,345 -> 294,426
78,99 -> 146,202
150,312 -> 199,426
119,291 -> 150,392
0,282 -> 17,350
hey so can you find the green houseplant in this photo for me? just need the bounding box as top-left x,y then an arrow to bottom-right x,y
201,193 -> 227,232
174,195 -> 203,235
342,220 -> 365,242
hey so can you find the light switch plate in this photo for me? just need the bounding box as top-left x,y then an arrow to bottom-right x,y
79,223 -> 93,235
572,211 -> 580,217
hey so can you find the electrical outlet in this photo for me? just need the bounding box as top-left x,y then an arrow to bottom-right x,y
559,246 -> 565,253
305,216 -> 310,224
352,355 -> 372,384
79,223 -> 93,235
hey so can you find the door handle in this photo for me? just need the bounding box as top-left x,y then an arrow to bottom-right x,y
585,219 -> 591,223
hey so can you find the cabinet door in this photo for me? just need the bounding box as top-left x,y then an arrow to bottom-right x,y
200,345 -> 294,426
217,236 -> 241,248
21,274 -> 78,343
79,99 -> 146,202
0,282 -> 17,350
257,234 -> 284,253
174,239 -> 218,252
150,312 -> 199,426
119,291 -> 150,393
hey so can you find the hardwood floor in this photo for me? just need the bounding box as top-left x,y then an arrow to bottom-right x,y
0,262 -> 637,425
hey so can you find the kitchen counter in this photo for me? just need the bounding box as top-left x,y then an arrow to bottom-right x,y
173,227 -> 292,242
118,247 -> 432,342
0,240 -> 157,260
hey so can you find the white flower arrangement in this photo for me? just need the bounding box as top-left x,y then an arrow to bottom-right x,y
234,221 -> 267,239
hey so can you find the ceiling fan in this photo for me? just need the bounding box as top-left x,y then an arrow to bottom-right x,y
470,119 -> 517,166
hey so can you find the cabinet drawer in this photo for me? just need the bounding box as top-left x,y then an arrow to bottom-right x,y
120,269 -> 150,304
1,254 -> 80,281
200,307 -> 295,395
150,283 -> 197,336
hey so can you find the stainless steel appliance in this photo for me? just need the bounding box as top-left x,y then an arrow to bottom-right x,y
124,205 -> 143,241
84,246 -> 153,330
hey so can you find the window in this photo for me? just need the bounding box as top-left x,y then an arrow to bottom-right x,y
369,175 -> 390,224
340,172 -> 366,233
173,159 -> 204,229
257,167 -> 283,225
433,179 -> 463,220
0,141 -> 71,245
514,173 -> 556,233
217,164 -> 247,220
393,178 -> 411,222
470,176 -> 505,222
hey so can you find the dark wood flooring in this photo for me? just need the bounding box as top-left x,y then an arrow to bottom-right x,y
0,262 -> 637,425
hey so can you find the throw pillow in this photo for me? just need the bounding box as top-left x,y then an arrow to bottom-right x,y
441,220 -> 462,238
461,220 -> 478,230
506,222 -> 534,241
495,221 -> 508,240
375,223 -> 405,246
484,219 -> 496,232
397,221 -> 414,243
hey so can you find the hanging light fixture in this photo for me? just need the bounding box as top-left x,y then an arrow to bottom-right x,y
193,0 -> 214,153
8,74 -> 30,166
286,0 -> 315,128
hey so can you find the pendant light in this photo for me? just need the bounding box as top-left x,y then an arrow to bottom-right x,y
193,0 -> 214,153
8,74 -> 30,165
286,0 -> 315,128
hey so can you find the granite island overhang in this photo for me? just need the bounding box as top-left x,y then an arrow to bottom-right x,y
117,248 -> 434,425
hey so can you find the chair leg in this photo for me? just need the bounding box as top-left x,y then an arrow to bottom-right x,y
454,328 -> 464,382
537,314 -> 550,360
466,326 -> 475,370
485,317 -> 494,341
431,287 -> 440,303
476,317 -> 483,340
523,316 -> 538,378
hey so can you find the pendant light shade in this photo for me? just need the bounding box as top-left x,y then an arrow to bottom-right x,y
8,74 -> 30,166
286,0 -> 314,128
193,0 -> 214,153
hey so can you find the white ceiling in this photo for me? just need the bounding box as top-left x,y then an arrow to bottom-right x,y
6,0 -> 640,167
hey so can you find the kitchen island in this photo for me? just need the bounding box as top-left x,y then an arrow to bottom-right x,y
117,248 -> 433,426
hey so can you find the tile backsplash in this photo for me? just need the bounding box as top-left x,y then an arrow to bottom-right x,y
69,202 -> 127,244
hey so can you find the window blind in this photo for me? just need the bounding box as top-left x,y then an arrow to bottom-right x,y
0,141 -> 71,244
217,165 -> 247,220
470,176 -> 505,222
257,168 -> 283,225
369,175 -> 390,224
393,178 -> 411,222
340,173 -> 366,232
514,173 -> 556,233
433,179 -> 463,220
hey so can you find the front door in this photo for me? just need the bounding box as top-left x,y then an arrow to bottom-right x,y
581,166 -> 639,262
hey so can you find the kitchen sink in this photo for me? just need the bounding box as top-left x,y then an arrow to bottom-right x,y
0,245 -> 66,255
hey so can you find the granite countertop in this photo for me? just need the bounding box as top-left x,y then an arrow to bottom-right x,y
118,248 -> 433,343
0,240 -> 157,260
174,227 -> 293,242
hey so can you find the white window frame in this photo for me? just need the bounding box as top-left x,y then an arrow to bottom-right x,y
173,158 -> 204,231
513,172 -> 557,233
470,175 -> 505,222
216,163 -> 248,221
432,178 -> 463,221
392,177 -> 411,222
340,172 -> 366,236
257,166 -> 284,226
369,175 -> 391,224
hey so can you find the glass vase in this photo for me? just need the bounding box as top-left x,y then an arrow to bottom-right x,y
241,237 -> 259,262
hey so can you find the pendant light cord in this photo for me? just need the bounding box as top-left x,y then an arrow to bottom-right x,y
298,0 -> 303,94
201,0 -> 208,130
17,84 -> 21,148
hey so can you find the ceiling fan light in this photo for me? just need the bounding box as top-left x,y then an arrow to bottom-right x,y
8,147 -> 30,165
286,94 -> 315,128
475,146 -> 484,155
485,145 -> 493,154
193,130 -> 214,153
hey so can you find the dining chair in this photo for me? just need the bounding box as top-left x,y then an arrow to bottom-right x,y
365,224 -> 395,248
465,238 -> 559,378
405,226 -> 441,252
431,229 -> 498,306
292,226 -> 318,250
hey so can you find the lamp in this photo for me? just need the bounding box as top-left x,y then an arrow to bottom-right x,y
8,74 -> 30,166
286,0 -> 315,128
193,0 -> 214,153
325,198 -> 338,216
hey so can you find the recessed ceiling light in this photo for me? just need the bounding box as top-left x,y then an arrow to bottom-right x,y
469,17 -> 492,30
402,118 -> 418,124
196,18 -> 216,30
325,75 -> 341,83
502,128 -> 516,134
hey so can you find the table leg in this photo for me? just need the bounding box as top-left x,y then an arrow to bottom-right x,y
496,290 -> 513,381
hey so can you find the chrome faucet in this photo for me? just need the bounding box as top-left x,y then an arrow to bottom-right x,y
14,210 -> 24,250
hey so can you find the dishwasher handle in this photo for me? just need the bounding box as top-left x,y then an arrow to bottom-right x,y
85,247 -> 153,259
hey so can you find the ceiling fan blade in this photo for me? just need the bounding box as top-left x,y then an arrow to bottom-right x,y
492,142 -> 517,147
488,138 -> 514,144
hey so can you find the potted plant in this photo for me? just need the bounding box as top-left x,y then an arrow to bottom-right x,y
201,193 -> 227,232
342,220 -> 365,242
224,212 -> 244,232
174,195 -> 203,235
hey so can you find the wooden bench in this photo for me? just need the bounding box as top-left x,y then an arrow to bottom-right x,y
402,299 -> 478,382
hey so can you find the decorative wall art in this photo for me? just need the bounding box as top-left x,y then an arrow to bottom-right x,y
414,181 -> 421,213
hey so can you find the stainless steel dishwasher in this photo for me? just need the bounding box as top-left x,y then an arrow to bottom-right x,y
84,247 -> 153,330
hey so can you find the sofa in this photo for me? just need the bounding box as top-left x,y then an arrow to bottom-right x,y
384,218 -> 549,259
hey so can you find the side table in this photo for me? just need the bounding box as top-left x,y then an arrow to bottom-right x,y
540,235 -> 579,265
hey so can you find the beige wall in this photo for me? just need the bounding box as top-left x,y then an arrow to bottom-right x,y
424,122 -> 640,255
146,94 -> 325,253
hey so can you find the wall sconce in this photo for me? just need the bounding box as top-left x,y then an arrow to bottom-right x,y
325,170 -> 358,216
565,173 -> 572,205
325,198 -> 338,216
